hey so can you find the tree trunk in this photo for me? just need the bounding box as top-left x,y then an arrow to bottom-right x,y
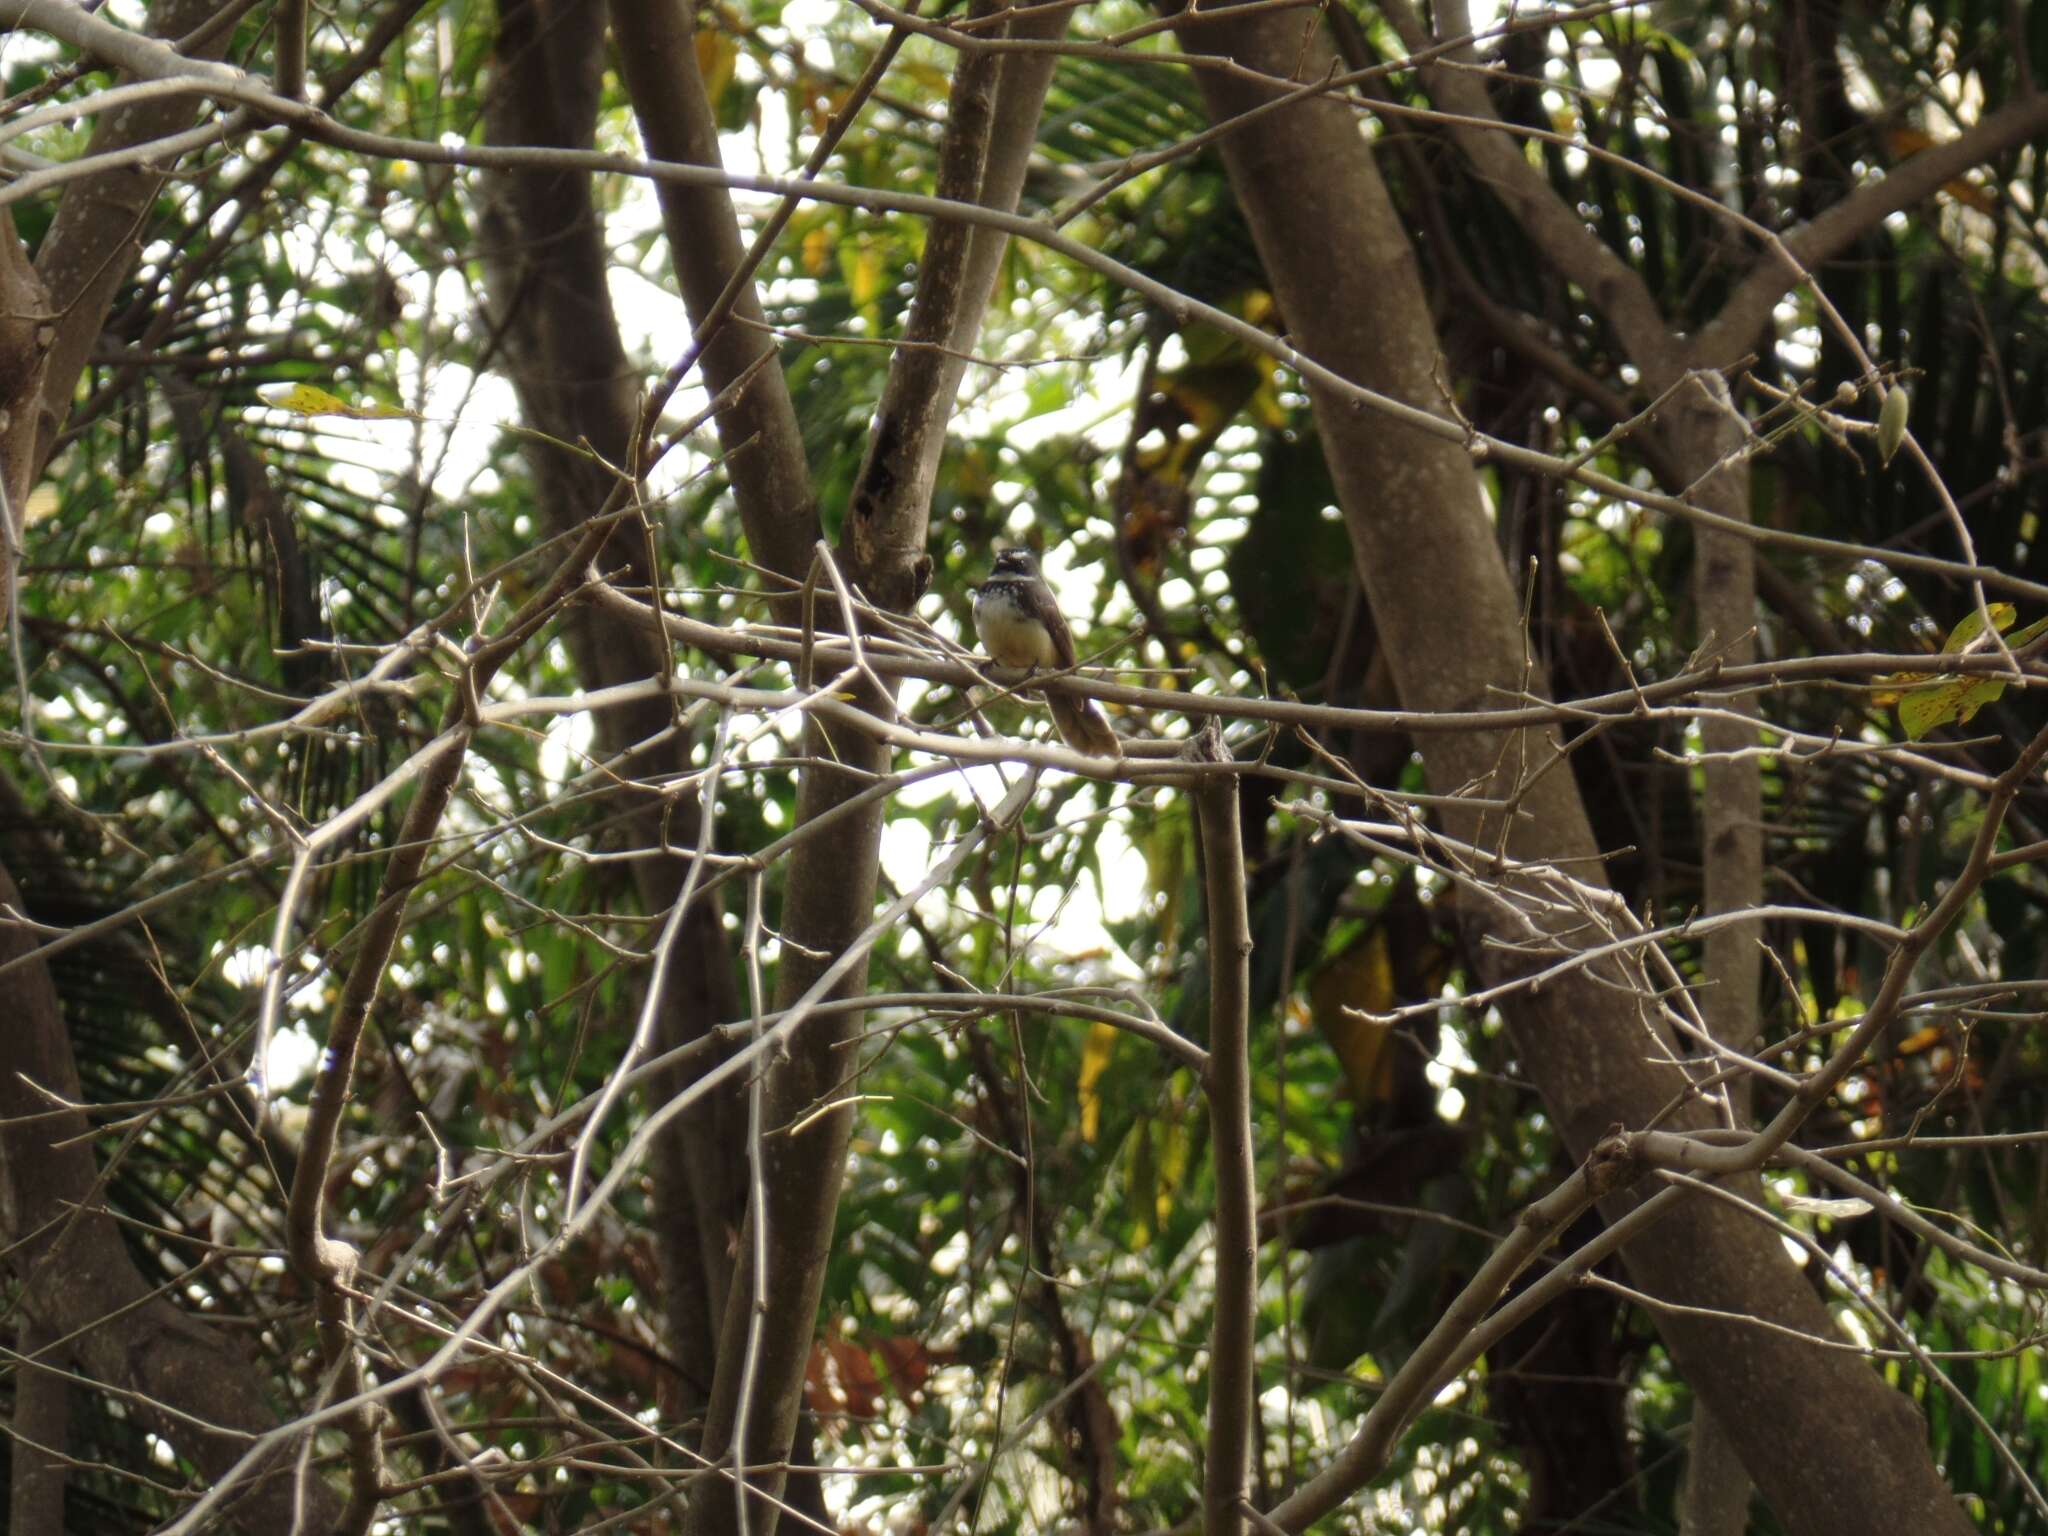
9,1318 -> 68,1536
1672,381 -> 1763,1536
1172,11 -> 1970,1534
477,0 -> 747,1428
0,860 -> 341,1532
674,11 -> 1068,1532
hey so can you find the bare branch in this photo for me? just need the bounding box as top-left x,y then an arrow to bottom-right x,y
1699,93 -> 2048,367
1379,0 -> 1673,374
1191,724 -> 1255,1536
609,0 -> 819,584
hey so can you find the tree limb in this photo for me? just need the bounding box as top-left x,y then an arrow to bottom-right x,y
1168,8 -> 1975,1533
842,1 -> 1069,607
1379,0 -> 1674,377
476,0 -> 747,1420
609,0 -> 819,585
681,12 -> 1066,1533
1698,92 -> 2048,367
1191,724 -> 1256,1536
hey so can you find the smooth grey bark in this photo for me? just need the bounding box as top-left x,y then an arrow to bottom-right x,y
1379,11 -> 1766,1522
1683,1419 -> 1758,1536
1675,386 -> 1763,1536
1379,6 -> 1819,1517
1193,727 -> 1256,1536
601,5 -> 895,1528
602,3 -> 865,1528
610,0 -> 820,586
1170,10 -> 1972,1535
9,1318 -> 67,1536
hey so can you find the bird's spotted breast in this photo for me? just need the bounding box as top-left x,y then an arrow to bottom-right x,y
975,581 -> 1063,669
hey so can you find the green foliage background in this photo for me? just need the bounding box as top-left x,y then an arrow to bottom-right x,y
5,1 -> 2048,1531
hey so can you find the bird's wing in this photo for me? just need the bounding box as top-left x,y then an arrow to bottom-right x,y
1036,585 -> 1080,669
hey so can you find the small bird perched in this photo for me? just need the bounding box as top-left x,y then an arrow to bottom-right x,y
973,548 -> 1122,758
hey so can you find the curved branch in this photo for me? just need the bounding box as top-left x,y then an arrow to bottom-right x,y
1379,0 -> 1674,374
608,0 -> 819,584
1265,1144 -> 1653,1531
1698,92 -> 2048,366
679,14 -> 1067,1529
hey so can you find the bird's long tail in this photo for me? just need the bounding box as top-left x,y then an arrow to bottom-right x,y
1049,692 -> 1122,758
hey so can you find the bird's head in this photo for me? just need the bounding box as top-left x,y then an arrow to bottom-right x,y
987,547 -> 1041,579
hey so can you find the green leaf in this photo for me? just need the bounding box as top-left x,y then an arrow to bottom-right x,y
1895,612 -> 2048,738
255,381 -> 415,420
1942,602 -> 2015,652
1877,385 -> 1911,465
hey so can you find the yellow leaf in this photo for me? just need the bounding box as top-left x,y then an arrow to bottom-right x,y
1893,610 -> 2048,738
1076,1022 -> 1118,1144
899,59 -> 950,95
801,222 -> 834,276
694,27 -> 737,102
257,382 -> 415,421
259,381 -> 354,415
1158,364 -> 1260,439
1943,602 -> 2014,652
1126,1114 -> 1156,1244
1248,365 -> 1288,430
1311,928 -> 1397,1104
839,238 -> 885,308
1155,1114 -> 1188,1228
1895,1024 -> 1944,1055
22,484 -> 60,525
1899,673 -> 2005,740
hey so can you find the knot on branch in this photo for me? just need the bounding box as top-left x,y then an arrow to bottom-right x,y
1583,1128 -> 1641,1201
312,1232 -> 362,1291
1182,716 -> 1234,769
